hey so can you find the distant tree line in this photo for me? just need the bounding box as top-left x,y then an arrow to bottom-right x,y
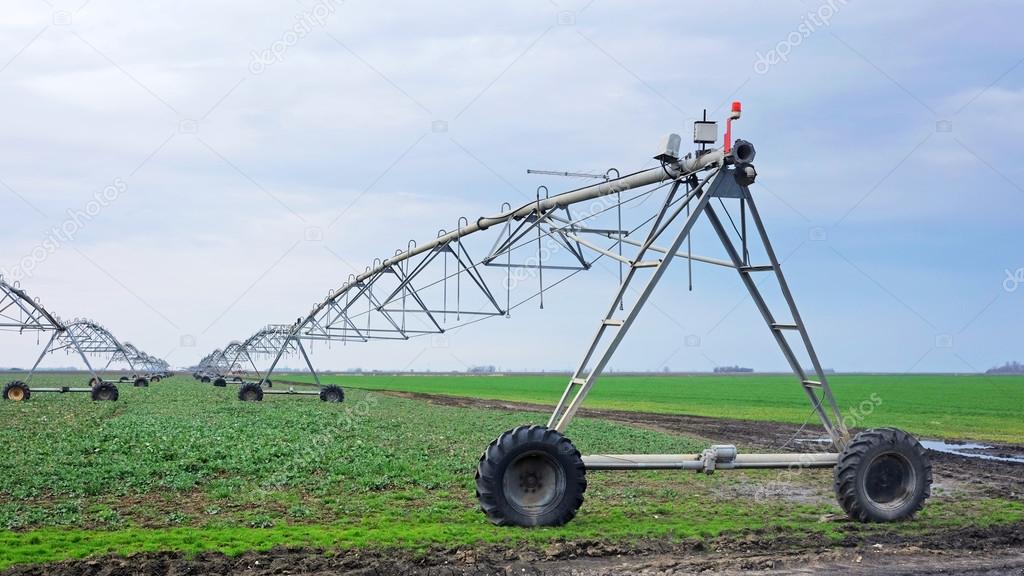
986,361 -> 1024,375
714,365 -> 753,373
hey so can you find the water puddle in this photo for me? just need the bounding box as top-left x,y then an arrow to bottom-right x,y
792,438 -> 1024,464
921,439 -> 1024,464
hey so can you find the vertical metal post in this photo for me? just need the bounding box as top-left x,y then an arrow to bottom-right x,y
536,188 -> 545,310
740,197 -> 749,266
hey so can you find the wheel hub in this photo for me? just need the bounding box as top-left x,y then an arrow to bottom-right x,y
865,453 -> 915,508
503,451 -> 565,514
519,471 -> 544,493
9,387 -> 24,401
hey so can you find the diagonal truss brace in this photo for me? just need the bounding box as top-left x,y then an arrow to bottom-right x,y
547,166 -> 850,449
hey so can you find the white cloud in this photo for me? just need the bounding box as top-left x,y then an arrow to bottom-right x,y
1,1 -> 1022,373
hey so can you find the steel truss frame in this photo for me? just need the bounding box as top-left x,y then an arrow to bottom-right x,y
1,276 -> 168,396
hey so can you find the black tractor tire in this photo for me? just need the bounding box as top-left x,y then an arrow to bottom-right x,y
3,381 -> 30,402
151,376 -> 161,383
89,377 -> 102,387
213,378 -> 227,388
476,425 -> 587,527
265,379 -> 272,388
119,376 -> 129,383
238,383 -> 263,402
233,376 -> 243,383
319,385 -> 345,403
835,428 -> 932,522
200,376 -> 211,383
134,377 -> 149,387
91,383 -> 119,402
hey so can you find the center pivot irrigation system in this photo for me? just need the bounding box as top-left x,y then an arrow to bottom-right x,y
0,275 -> 171,401
200,103 -> 932,527
192,325 -> 343,401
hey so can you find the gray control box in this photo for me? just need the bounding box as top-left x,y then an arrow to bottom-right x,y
693,121 -> 718,144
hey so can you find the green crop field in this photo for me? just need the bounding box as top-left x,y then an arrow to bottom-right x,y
283,373 -> 1024,444
0,374 -> 1021,570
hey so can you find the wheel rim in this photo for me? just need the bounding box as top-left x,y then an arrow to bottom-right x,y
97,388 -> 113,401
8,387 -> 24,401
502,450 -> 566,517
243,389 -> 259,401
863,452 -> 916,510
326,390 -> 340,402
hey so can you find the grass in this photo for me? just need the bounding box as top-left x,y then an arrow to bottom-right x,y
0,373 -> 1020,569
1,497 -> 1021,568
281,373 -> 1024,443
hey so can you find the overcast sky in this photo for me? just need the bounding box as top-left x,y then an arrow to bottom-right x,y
1,0 -> 1022,374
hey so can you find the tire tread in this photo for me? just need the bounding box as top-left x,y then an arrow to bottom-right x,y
476,425 -> 586,527
834,427 -> 931,522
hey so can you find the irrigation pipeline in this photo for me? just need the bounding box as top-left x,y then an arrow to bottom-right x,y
297,148 -> 727,331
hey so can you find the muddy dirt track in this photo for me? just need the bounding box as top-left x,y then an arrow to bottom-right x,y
386,391 -> 1024,501
7,390 -> 1022,576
